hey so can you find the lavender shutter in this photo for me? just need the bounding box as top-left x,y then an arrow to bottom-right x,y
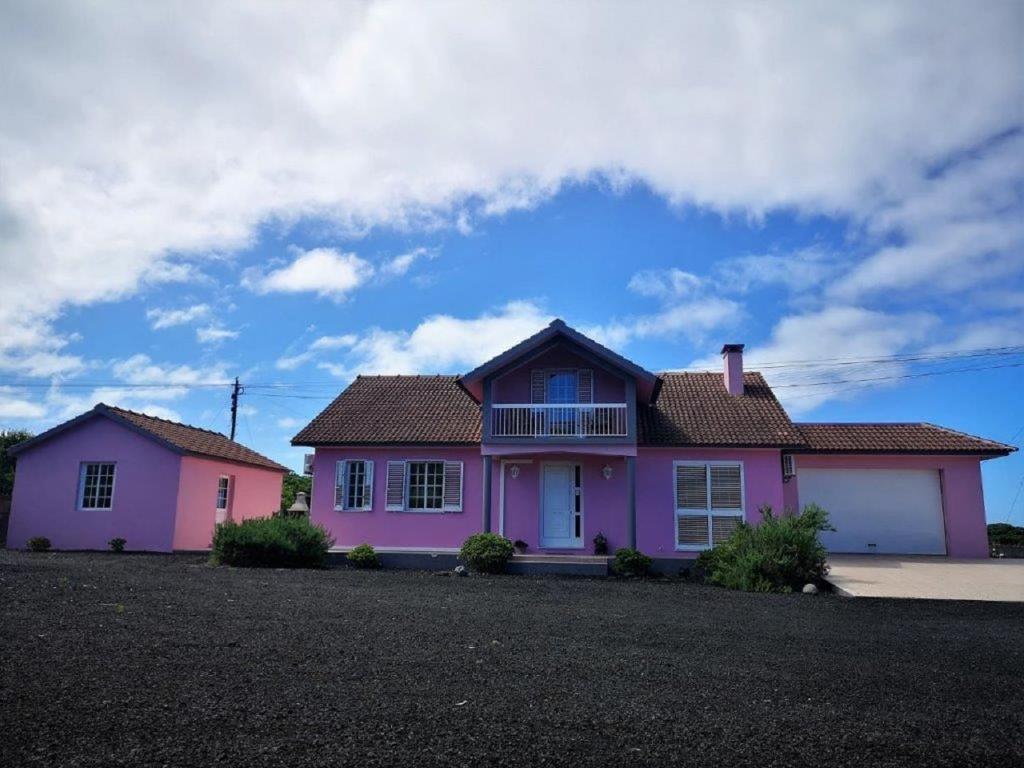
362,461 -> 374,510
385,461 -> 406,511
531,369 -> 546,403
442,461 -> 463,512
334,461 -> 346,509
578,369 -> 594,403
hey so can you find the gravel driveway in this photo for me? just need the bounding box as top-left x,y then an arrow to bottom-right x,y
1,551 -> 1021,768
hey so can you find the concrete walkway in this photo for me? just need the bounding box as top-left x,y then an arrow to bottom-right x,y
826,555 -> 1024,601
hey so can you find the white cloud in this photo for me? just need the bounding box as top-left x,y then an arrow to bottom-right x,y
585,297 -> 741,349
196,325 -> 240,344
715,247 -> 842,294
244,248 -> 374,301
0,388 -> 47,419
381,247 -> 437,277
627,269 -> 703,300
0,1 -> 1019,363
276,333 -> 358,370
316,301 -> 551,377
276,417 -> 302,429
688,306 -> 938,414
147,304 -> 211,329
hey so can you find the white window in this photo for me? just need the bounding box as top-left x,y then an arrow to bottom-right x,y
216,476 -> 231,511
334,460 -> 374,511
384,460 -> 463,513
408,461 -> 445,510
673,461 -> 744,550
78,462 -> 116,510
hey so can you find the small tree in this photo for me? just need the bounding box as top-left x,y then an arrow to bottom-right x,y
1,429 -> 33,497
696,504 -> 831,593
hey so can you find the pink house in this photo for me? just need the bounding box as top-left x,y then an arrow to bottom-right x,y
7,404 -> 287,552
293,320 -> 1015,571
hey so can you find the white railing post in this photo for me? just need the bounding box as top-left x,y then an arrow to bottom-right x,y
489,403 -> 628,438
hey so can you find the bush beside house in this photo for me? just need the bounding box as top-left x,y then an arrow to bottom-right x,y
211,516 -> 333,568
460,533 -> 514,573
346,543 -> 381,569
695,504 -> 831,593
612,547 -> 652,577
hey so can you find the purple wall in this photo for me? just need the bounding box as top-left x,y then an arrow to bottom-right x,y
491,344 -> 626,403
786,454 -> 990,558
311,447 -> 484,549
7,416 -> 182,552
635,448 -> 786,559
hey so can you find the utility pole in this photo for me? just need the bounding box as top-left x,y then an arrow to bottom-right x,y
229,377 -> 242,441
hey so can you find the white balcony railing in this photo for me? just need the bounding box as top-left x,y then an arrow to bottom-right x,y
490,403 -> 628,438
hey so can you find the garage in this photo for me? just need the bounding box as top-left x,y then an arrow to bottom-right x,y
797,468 -> 947,555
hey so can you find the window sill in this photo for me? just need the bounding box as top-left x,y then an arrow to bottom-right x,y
334,507 -> 373,513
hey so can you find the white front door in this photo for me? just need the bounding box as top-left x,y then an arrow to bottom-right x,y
541,463 -> 582,548
799,468 -> 947,555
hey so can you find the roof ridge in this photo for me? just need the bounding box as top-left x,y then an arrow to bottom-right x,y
102,403 -> 229,439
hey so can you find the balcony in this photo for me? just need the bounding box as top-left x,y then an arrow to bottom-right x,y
490,403 -> 628,439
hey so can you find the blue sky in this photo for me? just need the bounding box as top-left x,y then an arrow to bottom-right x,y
1,2 -> 1022,521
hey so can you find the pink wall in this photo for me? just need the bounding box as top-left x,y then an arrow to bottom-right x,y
7,417 -> 182,552
491,344 -> 626,403
498,455 -> 629,554
173,456 -> 284,550
635,448 -> 785,559
311,447 -> 484,549
787,454 -> 990,558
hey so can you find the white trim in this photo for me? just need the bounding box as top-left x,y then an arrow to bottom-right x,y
77,461 -> 117,511
336,459 -> 374,512
672,460 -> 745,551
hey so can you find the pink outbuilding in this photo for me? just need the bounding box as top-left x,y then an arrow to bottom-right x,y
6,404 -> 287,552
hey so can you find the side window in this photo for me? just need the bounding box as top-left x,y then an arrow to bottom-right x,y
216,477 -> 230,511
78,463 -> 116,509
674,462 -> 744,549
335,460 -> 374,511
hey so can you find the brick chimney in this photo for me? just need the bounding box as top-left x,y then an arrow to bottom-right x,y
722,344 -> 744,395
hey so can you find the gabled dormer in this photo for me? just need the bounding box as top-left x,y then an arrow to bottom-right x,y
459,319 -> 660,445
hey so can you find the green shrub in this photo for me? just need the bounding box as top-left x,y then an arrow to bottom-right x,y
346,543 -> 380,569
27,536 -> 51,553
211,515 -> 333,568
612,547 -> 653,577
459,533 -> 514,573
696,504 -> 831,593
108,537 -> 126,553
988,523 -> 1024,547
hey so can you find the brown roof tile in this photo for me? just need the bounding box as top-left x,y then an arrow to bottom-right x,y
104,406 -> 289,471
639,372 -> 805,447
794,423 -> 1016,456
291,375 -> 481,445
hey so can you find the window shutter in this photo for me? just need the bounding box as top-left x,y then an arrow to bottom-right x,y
675,465 -> 708,509
442,461 -> 463,512
531,369 -> 546,403
711,515 -> 741,544
334,461 -> 346,509
362,461 -> 374,510
710,465 -> 742,510
578,369 -> 593,403
677,515 -> 709,547
385,461 -> 406,511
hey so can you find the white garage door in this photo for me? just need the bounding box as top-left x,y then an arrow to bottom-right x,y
798,468 -> 946,555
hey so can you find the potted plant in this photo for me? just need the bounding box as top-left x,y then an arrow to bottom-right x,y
513,539 -> 528,555
593,531 -> 608,555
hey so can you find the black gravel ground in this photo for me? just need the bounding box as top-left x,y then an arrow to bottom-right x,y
1,552 -> 1022,768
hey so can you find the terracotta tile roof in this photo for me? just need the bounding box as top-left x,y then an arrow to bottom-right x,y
638,372 -> 805,447
103,405 -> 289,471
291,375 -> 482,445
794,423 -> 1016,456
